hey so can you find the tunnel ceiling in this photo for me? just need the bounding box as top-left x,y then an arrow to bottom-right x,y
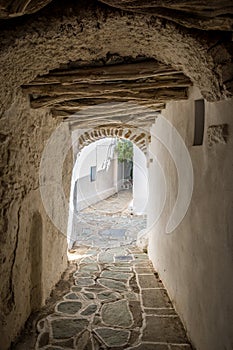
22,57 -> 192,120
0,0 -> 232,125
98,0 -> 233,31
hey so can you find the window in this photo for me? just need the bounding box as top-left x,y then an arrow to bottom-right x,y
193,99 -> 205,146
90,166 -> 96,182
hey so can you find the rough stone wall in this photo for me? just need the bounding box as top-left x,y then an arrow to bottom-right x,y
0,0 -> 53,19
99,0 -> 233,31
147,87 -> 233,350
207,124 -> 228,147
0,92 -> 70,350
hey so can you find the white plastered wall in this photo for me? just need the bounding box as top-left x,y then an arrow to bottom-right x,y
133,144 -> 148,215
74,138 -> 117,211
147,86 -> 233,350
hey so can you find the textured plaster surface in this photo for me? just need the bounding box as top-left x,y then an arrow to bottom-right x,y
0,92 -> 71,350
0,1 -> 232,115
148,87 -> 233,350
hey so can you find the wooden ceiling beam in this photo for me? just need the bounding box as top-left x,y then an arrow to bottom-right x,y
28,87 -> 188,109
30,89 -> 185,108
22,60 -> 191,123
28,61 -> 180,85
60,114 -> 158,128
52,101 -> 165,114
30,96 -> 111,109
23,77 -> 191,96
51,108 -> 162,121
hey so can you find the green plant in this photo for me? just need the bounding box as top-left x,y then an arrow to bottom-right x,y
115,139 -> 133,163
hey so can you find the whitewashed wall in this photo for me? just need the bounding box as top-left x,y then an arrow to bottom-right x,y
74,138 -> 117,211
147,87 -> 233,350
133,145 -> 148,214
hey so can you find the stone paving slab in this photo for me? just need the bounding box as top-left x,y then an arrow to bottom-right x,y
101,299 -> 134,327
98,277 -> 128,291
142,315 -> 189,343
98,252 -> 115,263
144,308 -> 177,316
101,270 -> 133,280
40,346 -> 71,350
50,318 -> 89,339
94,327 -> 130,347
56,301 -> 82,315
127,344 -> 169,350
137,274 -> 162,288
170,345 -> 193,350
134,267 -> 154,274
142,288 -> 172,308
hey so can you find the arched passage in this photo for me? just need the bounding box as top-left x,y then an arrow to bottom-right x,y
67,125 -> 150,250
0,2 -> 233,349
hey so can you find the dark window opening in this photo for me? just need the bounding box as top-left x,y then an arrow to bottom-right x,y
90,166 -> 96,182
193,99 -> 205,146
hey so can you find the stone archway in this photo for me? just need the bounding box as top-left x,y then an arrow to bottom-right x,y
77,125 -> 151,154
68,121 -> 150,247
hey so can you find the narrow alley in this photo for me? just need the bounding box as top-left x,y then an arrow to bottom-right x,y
1,3 -> 233,349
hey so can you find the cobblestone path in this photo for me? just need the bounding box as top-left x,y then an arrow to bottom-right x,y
70,190 -> 146,248
35,191 -> 192,349
36,246 -> 192,350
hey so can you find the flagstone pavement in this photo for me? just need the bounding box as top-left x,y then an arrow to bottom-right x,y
36,246 -> 192,350
70,190 -> 147,249
34,191 -> 193,349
